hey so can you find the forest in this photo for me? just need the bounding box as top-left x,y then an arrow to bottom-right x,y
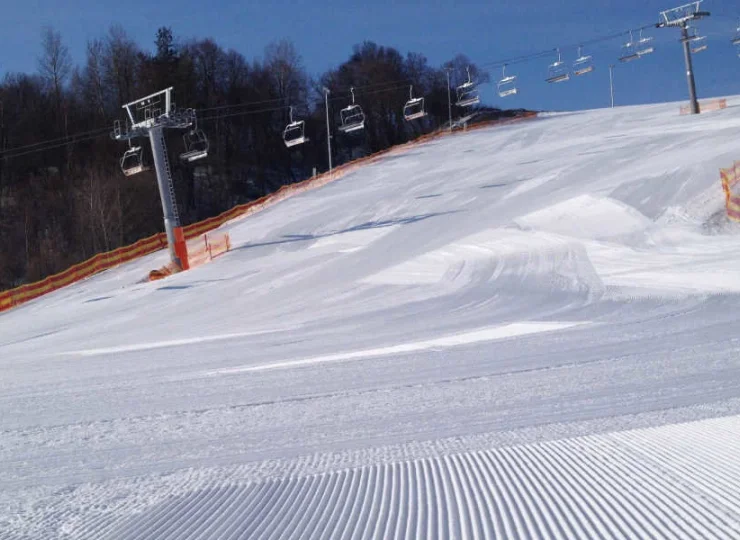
0,26 -> 524,290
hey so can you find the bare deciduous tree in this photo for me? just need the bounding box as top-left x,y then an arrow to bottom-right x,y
38,27 -> 72,113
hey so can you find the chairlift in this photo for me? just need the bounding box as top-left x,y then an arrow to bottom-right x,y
686,28 -> 707,53
120,142 -> 147,177
497,65 -> 518,97
180,129 -> 209,162
546,49 -> 570,83
691,36 -> 708,53
338,87 -> 366,133
283,106 -> 308,147
452,113 -> 476,130
619,31 -> 641,62
403,85 -> 427,121
733,21 -> 740,46
573,46 -> 595,76
179,114 -> 208,162
456,67 -> 480,107
636,30 -> 655,56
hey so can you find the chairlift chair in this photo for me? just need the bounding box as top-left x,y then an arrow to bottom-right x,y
283,107 -> 308,147
456,67 -> 480,107
120,143 -> 147,176
452,113 -> 476,130
546,49 -> 570,83
636,30 -> 655,56
686,29 -> 707,53
619,31 -> 641,62
691,36 -> 708,53
338,88 -> 366,133
403,86 -> 427,121
733,21 -> 740,46
573,46 -> 595,76
497,65 -> 518,97
181,129 -> 209,162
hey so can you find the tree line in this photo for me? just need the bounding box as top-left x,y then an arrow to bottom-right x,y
0,26 -> 523,290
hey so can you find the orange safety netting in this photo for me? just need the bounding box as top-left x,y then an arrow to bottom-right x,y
185,231 -> 231,270
721,162 -> 740,222
0,233 -> 168,312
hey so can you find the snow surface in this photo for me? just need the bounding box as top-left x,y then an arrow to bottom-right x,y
4,100 -> 740,538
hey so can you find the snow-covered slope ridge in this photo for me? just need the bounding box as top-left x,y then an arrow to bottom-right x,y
3,100 -> 740,539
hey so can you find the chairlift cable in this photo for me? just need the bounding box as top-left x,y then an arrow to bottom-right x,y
195,78 -> 415,115
0,132 -> 109,160
0,126 -> 112,157
196,82 -> 415,125
478,22 -> 660,70
197,82 -> 414,124
11,14 -> 739,161
325,82 -> 414,103
197,96 -> 291,113
198,104 -> 290,122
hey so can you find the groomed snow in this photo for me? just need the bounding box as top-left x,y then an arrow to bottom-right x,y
3,99 -> 740,538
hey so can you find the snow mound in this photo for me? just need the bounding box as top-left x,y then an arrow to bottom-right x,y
515,194 -> 652,240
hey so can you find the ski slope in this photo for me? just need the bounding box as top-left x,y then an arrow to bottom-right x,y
4,99 -> 740,538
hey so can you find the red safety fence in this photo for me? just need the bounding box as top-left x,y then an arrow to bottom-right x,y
721,162 -> 740,222
0,112 -> 537,313
186,231 -> 231,269
680,98 -> 727,115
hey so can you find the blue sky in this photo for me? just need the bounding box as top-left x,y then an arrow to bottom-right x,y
2,0 -> 739,112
